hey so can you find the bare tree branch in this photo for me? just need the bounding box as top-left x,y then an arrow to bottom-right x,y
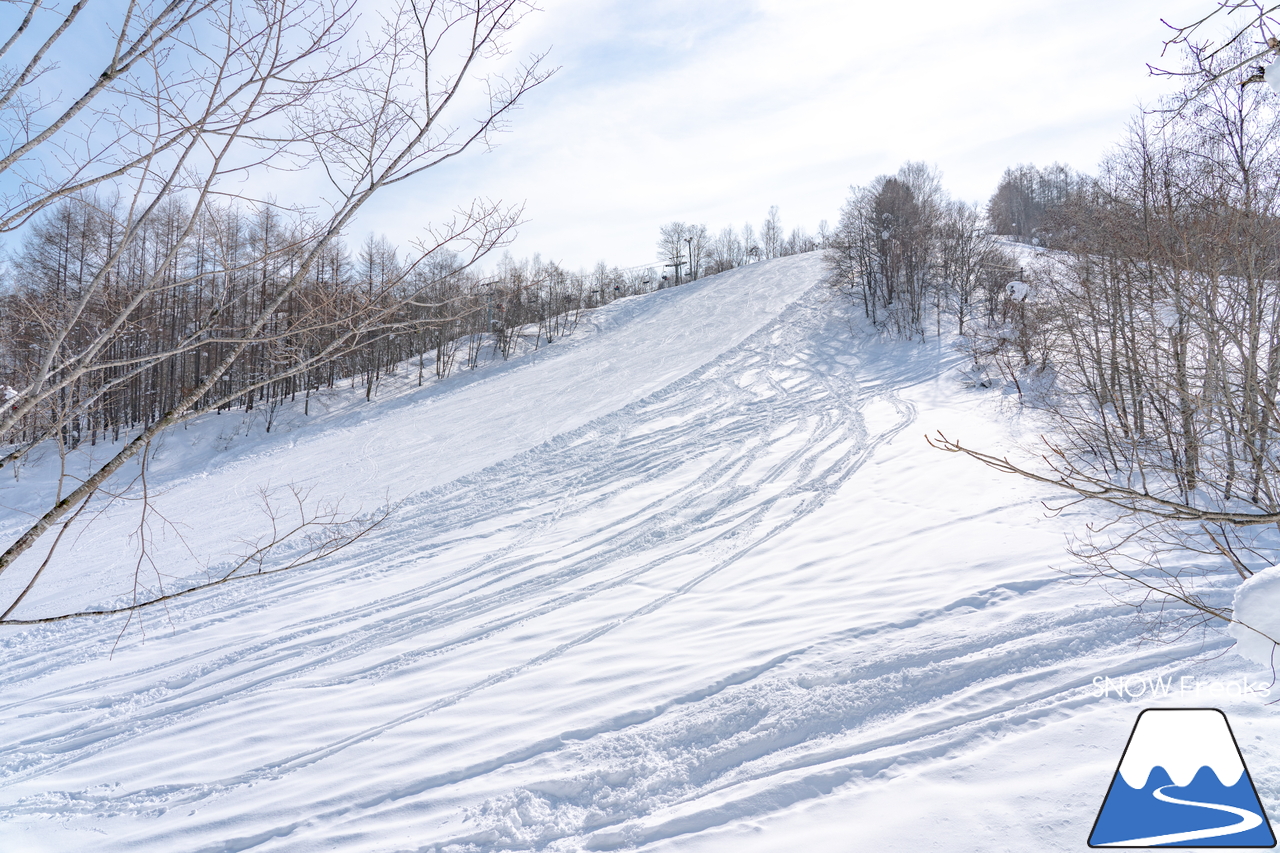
0,0 -> 554,622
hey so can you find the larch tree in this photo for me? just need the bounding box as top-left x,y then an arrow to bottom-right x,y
0,0 -> 554,623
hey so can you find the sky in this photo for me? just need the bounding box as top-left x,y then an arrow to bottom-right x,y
356,0 -> 1213,271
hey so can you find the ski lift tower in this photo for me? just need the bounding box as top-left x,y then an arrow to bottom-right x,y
663,251 -> 685,288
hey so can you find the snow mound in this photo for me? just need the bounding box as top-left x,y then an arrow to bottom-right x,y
1005,279 -> 1031,301
1266,60 -> 1280,93
1230,564 -> 1280,667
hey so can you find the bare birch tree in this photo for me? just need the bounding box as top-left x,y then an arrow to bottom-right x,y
0,0 -> 553,622
1153,1 -> 1280,101
934,47 -> 1280,643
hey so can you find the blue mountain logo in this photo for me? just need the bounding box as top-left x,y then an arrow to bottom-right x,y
1089,708 -> 1276,847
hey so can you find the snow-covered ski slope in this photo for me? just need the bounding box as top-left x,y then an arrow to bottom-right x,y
2,252 -> 1278,852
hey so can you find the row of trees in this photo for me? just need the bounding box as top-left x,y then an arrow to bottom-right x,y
827,133 -> 1280,642
986,163 -> 1086,247
819,19 -> 1280,645
0,0 -> 555,623
932,35 -> 1280,644
1001,76 -> 1280,634
0,194 -> 679,453
656,207 -> 826,284
826,162 -> 1023,340
8,0 -> 1268,639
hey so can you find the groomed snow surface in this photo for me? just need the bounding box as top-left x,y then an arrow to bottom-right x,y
2,253 -> 1278,852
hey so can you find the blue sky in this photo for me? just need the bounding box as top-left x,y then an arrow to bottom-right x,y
357,0 -> 1217,271
0,1 -> 1222,272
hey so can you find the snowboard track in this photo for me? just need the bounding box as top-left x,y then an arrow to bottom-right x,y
0,267 -> 1215,851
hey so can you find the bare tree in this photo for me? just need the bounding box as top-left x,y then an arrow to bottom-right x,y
1153,2 -> 1280,103
781,226 -> 817,256
684,223 -> 710,280
741,221 -> 759,262
760,205 -> 782,260
934,52 -> 1280,643
0,0 -> 553,621
827,162 -> 947,338
986,163 -> 1084,246
936,199 -> 1008,336
657,220 -> 690,285
703,225 -> 741,274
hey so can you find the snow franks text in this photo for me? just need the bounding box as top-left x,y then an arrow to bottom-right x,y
1091,676 -> 1272,700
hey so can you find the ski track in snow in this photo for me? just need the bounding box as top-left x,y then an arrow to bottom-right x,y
0,254 -> 1220,852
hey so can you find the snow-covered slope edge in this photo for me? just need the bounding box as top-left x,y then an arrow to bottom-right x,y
0,252 -> 1272,853
0,254 -> 822,616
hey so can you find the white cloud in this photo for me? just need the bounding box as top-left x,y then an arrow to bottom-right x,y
357,0 -> 1221,269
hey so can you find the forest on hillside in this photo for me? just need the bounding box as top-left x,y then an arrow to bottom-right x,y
5,0 -> 1280,643
824,42 -> 1280,642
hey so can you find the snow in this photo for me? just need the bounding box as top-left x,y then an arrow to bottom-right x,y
1230,564 -> 1280,669
1153,298 -> 1179,330
1,252 -> 1277,852
1266,61 -> 1280,94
